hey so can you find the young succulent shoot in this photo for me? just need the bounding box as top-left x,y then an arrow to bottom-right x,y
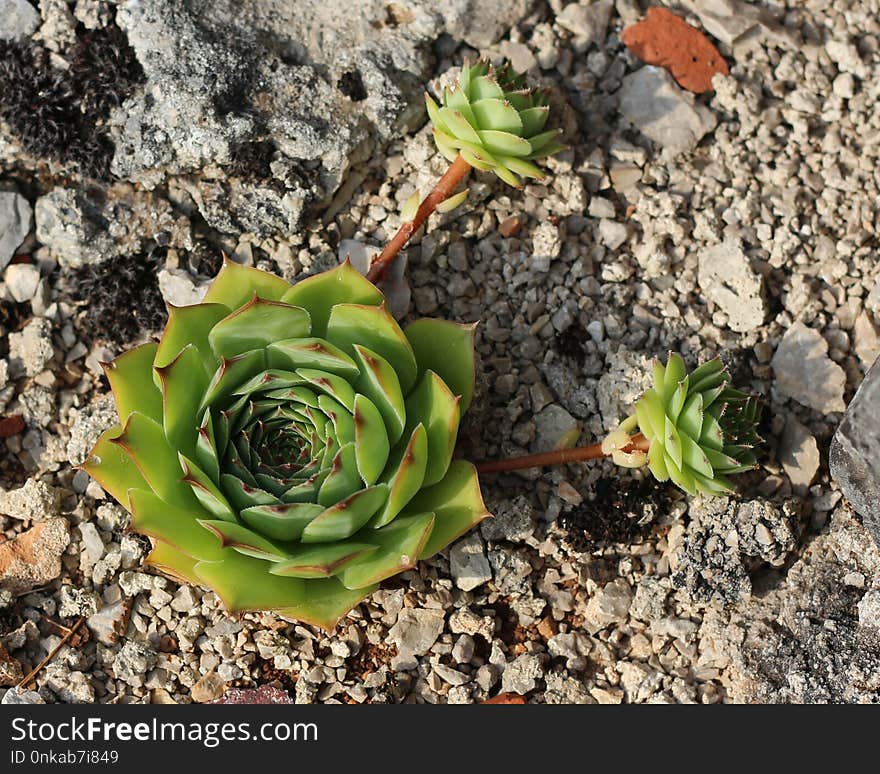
84,260 -> 490,630
477,353 -> 762,497
367,58 -> 564,284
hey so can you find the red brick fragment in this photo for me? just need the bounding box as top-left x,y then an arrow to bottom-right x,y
622,7 -> 729,94
0,416 -> 26,438
482,692 -> 527,705
498,216 -> 523,238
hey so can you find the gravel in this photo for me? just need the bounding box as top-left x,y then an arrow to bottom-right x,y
157,268 -> 210,307
0,191 -> 32,268
389,608 -> 446,658
778,414 -> 820,491
555,0 -> 614,47
4,263 -> 41,303
449,533 -> 493,592
584,579 -> 634,633
618,66 -> 718,158
0,478 -> 62,522
7,318 -> 55,378
500,653 -> 544,694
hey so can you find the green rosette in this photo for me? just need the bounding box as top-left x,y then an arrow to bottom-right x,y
426,59 -> 564,187
84,260 -> 490,630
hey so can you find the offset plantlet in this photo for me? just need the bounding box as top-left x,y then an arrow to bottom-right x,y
84,260 -> 490,630
427,60 -> 564,187
477,353 -> 761,497
367,59 -> 564,283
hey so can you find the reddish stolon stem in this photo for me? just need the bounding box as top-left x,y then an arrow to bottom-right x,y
367,154 -> 472,284
475,434 -> 650,474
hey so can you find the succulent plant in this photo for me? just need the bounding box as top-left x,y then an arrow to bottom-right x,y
84,260 -> 490,629
606,354 -> 761,495
425,59 -> 565,188
367,58 -> 564,284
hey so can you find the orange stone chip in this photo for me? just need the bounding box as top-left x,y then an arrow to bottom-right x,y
0,415 -> 25,438
622,7 -> 729,94
482,692 -> 527,704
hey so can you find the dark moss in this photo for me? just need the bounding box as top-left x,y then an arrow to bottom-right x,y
559,477 -> 672,550
554,324 -> 588,366
337,70 -> 367,101
0,299 -> 30,358
182,242 -> 224,278
225,139 -> 276,181
0,24 -> 144,180
66,252 -> 167,346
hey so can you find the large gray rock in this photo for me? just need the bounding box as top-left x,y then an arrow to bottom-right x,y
618,66 -> 718,159
697,239 -> 765,332
778,414 -> 820,492
831,356 -> 880,545
0,191 -> 32,269
555,0 -> 613,46
0,518 -> 70,595
35,184 -> 190,266
699,510 -> 880,703
0,0 -> 41,41
676,0 -> 767,47
671,497 -> 799,607
388,607 -> 445,656
111,0 -> 532,236
772,321 -> 847,414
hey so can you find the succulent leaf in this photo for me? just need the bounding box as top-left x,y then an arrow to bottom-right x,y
146,541 -> 202,586
238,500 -> 318,536
155,303 -> 229,373
208,297 -> 311,358
436,188 -> 470,213
81,425 -> 147,507
269,542 -> 379,579
274,579 -> 378,631
158,344 -> 209,458
410,460 -> 492,558
325,303 -> 418,393
351,344 -> 406,444
405,318 -> 477,413
193,550 -> 309,612
202,258 -> 290,308
353,393 -> 390,485
103,343 -> 163,424
373,423 -> 429,527
340,512 -> 435,589
427,59 -> 562,186
404,370 -> 461,487
85,262 -> 488,630
280,259 -> 383,336
301,485 -> 389,543
112,412 -> 198,509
